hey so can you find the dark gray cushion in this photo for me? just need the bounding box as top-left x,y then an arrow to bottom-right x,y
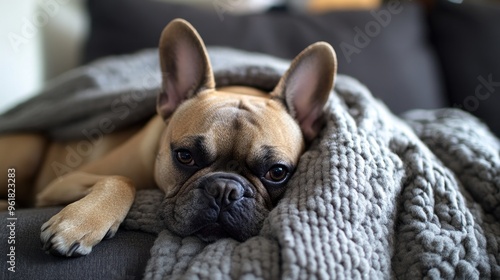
428,1 -> 500,137
0,208 -> 155,279
85,0 -> 445,114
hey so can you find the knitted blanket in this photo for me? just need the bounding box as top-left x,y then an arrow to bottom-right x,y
2,48 -> 499,279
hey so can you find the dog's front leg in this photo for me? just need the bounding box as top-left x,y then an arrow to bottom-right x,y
39,175 -> 135,257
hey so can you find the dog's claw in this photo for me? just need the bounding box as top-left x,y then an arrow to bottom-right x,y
41,222 -> 50,232
104,229 -> 116,239
67,243 -> 81,257
48,247 -> 65,257
46,241 -> 87,258
42,233 -> 55,251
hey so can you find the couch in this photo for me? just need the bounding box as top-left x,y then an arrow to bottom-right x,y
1,0 -> 499,279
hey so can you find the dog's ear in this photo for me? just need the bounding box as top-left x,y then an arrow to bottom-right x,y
157,18 -> 215,120
271,42 -> 337,142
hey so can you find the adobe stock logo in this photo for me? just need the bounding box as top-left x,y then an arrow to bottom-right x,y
340,0 -> 404,63
49,65 -> 161,179
213,0 -> 244,21
454,74 -> 500,112
7,0 -> 72,54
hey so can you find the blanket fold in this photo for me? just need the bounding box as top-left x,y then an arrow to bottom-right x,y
2,47 -> 499,279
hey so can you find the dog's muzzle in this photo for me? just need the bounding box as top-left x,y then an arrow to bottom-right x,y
159,172 -> 269,242
201,174 -> 252,210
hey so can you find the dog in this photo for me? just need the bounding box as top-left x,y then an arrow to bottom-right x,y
0,19 -> 337,257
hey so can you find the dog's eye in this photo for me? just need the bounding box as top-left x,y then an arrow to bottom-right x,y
176,150 -> 195,166
265,165 -> 289,182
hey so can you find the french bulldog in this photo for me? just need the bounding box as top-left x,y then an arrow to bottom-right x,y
0,19 -> 337,257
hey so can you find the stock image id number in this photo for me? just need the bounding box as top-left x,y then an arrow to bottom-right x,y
7,168 -> 16,213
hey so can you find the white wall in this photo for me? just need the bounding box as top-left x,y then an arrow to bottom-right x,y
0,0 -> 88,114
0,0 -> 42,113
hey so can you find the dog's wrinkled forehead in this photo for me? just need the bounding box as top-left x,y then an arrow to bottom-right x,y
167,91 -> 303,162
173,92 -> 270,130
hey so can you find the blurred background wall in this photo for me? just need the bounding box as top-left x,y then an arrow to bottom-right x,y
0,0 -> 500,131
0,0 -> 88,113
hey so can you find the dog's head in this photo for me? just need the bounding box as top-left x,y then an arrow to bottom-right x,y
154,19 -> 336,242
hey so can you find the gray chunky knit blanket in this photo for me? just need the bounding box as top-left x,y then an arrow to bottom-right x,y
1,48 -> 499,279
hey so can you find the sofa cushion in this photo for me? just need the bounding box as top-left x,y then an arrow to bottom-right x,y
428,1 -> 500,137
84,0 -> 445,114
0,207 -> 155,279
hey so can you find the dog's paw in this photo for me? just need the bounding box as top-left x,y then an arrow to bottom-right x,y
40,203 -> 120,257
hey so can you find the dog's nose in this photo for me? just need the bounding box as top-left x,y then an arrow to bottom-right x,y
204,178 -> 244,208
